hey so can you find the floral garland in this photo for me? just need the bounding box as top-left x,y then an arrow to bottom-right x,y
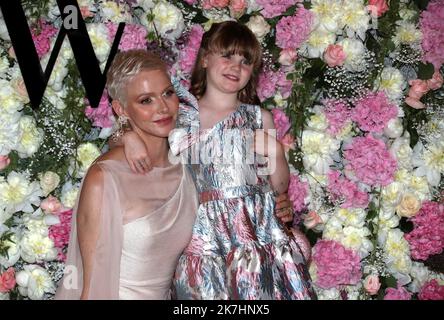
0,0 -> 443,300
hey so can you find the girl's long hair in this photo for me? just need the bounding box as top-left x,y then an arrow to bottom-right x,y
190,21 -> 262,105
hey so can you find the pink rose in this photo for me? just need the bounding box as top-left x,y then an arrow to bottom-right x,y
279,133 -> 296,153
0,268 -> 16,293
0,155 -> 11,170
408,79 -> 429,99
368,0 -> 389,17
427,71 -> 444,90
364,274 -> 381,295
229,0 -> 247,17
278,48 -> 298,66
40,196 -> 63,214
80,6 -> 94,18
405,97 -> 426,109
303,211 -> 323,229
323,44 -> 347,68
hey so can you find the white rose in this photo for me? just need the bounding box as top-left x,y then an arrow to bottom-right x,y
384,118 -> 404,139
246,15 -> 270,42
39,171 -> 61,197
396,193 -> 421,218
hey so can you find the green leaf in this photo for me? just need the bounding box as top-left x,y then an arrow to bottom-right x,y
383,275 -> 398,288
413,0 -> 430,10
417,62 -> 435,80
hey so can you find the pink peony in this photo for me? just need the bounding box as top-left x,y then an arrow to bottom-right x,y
271,108 -> 291,139
179,25 -> 204,77
278,48 -> 298,66
368,0 -> 389,17
31,20 -> 58,59
106,23 -> 147,51
420,0 -> 444,70
85,91 -> 114,128
323,44 -> 347,67
49,209 -> 73,262
427,71 -> 444,90
275,7 -> 314,50
344,135 -> 397,187
384,285 -> 412,300
256,0 -> 300,18
0,155 -> 10,170
0,268 -> 16,293
418,279 -> 444,300
352,91 -> 398,133
405,201 -> 444,261
288,174 -> 309,219
323,99 -> 352,136
312,240 -> 362,289
257,68 -> 292,102
327,170 -> 369,208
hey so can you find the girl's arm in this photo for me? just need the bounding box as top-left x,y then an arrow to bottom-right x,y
256,109 -> 290,195
110,131 -> 152,174
75,165 -> 104,299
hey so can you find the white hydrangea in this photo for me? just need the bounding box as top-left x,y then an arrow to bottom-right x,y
76,142 -> 101,177
0,171 -> 43,214
16,264 -> 56,300
412,141 -> 444,187
375,67 -> 406,102
0,111 -> 21,155
301,129 -> 340,175
339,0 -> 370,40
15,116 -> 44,158
337,38 -> 366,72
151,1 -> 185,40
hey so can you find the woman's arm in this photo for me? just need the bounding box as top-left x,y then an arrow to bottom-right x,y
75,165 -> 104,299
256,109 -> 290,195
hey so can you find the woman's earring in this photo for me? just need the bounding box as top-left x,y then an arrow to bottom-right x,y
112,115 -> 129,142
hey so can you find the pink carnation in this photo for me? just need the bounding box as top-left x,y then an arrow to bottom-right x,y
0,268 -> 16,293
49,209 -> 73,262
271,109 -> 291,139
418,279 -> 444,300
352,91 -> 398,133
178,25 -> 204,77
327,171 -> 369,209
31,20 -> 58,59
256,0 -> 300,18
344,135 -> 397,187
288,174 -> 308,222
323,99 -> 352,136
106,23 -> 147,51
275,7 -> 314,50
85,91 -> 114,128
257,68 -> 292,102
405,201 -> 444,261
312,240 -> 362,289
420,0 -> 444,69
383,285 -> 412,300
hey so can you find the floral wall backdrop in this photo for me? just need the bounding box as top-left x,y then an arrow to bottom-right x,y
0,0 -> 443,300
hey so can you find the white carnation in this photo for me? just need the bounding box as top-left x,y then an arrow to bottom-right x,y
375,67 -> 406,102
393,21 -> 422,46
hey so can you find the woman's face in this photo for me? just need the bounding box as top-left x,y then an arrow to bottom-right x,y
121,69 -> 179,138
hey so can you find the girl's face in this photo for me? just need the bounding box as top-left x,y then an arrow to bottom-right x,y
203,51 -> 253,96
117,69 -> 179,138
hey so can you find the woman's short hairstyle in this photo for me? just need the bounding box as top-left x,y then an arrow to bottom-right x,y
106,49 -> 167,106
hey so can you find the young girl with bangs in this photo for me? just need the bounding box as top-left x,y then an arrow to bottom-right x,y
123,21 -> 315,300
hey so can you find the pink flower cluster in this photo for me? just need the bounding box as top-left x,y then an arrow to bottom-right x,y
256,0 -> 300,18
31,20 -> 58,59
106,23 -> 147,51
257,68 -> 292,102
312,240 -> 362,289
323,99 -> 351,136
202,0 -> 229,9
85,91 -> 114,128
344,135 -> 397,187
418,279 -> 444,300
0,267 -> 15,293
179,25 -> 204,77
49,209 -> 73,262
271,108 -> 291,139
275,6 -> 314,50
351,91 -> 398,133
327,170 -> 369,209
405,201 -> 444,261
383,285 -> 412,300
288,174 -> 308,217
420,0 -> 444,69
